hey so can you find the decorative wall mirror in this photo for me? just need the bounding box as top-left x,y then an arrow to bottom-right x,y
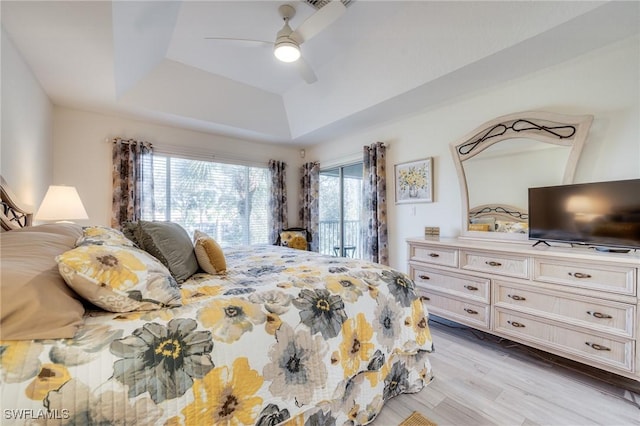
450,111 -> 593,242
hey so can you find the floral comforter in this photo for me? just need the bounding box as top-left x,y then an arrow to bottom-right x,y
0,245 -> 433,425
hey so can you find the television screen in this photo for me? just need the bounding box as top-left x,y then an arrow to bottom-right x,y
528,179 -> 640,250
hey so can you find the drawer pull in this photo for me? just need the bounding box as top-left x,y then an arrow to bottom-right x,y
507,320 -> 525,328
464,285 -> 478,291
585,342 -> 611,351
428,253 -> 440,258
508,294 -> 526,301
418,274 -> 430,280
568,272 -> 592,279
420,296 -> 431,301
464,308 -> 478,315
485,261 -> 502,267
587,311 -> 613,319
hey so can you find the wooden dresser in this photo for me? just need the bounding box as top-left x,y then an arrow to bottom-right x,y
407,237 -> 640,381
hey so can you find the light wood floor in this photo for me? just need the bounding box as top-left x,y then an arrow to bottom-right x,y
373,318 -> 640,426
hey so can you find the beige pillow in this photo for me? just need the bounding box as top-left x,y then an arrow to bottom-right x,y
0,224 -> 85,340
56,244 -> 182,312
193,230 -> 226,274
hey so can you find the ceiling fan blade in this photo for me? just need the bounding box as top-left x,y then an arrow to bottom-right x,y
296,57 -> 318,84
204,37 -> 273,48
292,1 -> 346,44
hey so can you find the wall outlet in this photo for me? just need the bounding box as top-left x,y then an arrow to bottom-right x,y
424,226 -> 440,237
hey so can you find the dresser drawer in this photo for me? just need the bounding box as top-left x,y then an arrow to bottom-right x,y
409,244 -> 458,267
494,309 -> 634,372
533,258 -> 636,296
461,250 -> 529,279
419,290 -> 489,329
494,281 -> 635,338
412,266 -> 490,303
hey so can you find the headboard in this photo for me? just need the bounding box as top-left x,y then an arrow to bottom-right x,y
468,203 -> 529,233
1,176 -> 33,231
469,203 -> 528,222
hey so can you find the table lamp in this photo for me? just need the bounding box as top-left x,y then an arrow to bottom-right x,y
35,185 -> 88,223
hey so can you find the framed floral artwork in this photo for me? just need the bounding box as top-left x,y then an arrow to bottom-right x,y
394,157 -> 433,204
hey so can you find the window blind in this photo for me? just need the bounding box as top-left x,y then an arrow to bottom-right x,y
145,154 -> 270,246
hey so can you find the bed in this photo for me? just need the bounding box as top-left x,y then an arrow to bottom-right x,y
0,179 -> 433,425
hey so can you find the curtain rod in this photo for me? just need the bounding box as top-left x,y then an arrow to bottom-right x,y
106,137 -> 270,167
108,137 -> 153,147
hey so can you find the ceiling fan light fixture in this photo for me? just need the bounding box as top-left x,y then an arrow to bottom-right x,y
274,40 -> 300,62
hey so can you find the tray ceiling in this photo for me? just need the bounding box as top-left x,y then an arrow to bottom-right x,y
2,1 -> 638,145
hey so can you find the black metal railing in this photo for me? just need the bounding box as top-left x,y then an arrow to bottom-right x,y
318,220 -> 363,258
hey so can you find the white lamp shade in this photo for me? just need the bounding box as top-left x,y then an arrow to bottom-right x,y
274,41 -> 300,63
35,185 -> 88,222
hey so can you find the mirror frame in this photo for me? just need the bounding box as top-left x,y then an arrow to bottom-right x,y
450,111 -> 593,242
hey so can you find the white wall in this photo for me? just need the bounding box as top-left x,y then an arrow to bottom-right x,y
306,36 -> 640,271
53,107 -> 301,227
0,28 -> 53,208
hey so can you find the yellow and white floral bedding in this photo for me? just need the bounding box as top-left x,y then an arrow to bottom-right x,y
1,245 -> 433,425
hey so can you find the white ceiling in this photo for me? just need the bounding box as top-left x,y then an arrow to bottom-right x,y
2,1 -> 638,146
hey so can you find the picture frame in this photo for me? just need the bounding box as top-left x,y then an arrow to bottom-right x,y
394,157 -> 433,204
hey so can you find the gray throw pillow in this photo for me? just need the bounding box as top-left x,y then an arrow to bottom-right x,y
121,221 -> 140,246
135,221 -> 199,284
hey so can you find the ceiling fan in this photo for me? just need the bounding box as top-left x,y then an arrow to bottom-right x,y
205,1 -> 347,84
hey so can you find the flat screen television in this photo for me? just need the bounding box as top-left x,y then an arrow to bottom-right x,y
528,179 -> 640,251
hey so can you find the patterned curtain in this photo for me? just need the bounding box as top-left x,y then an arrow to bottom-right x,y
363,142 -> 388,265
268,160 -> 288,244
111,138 -> 154,229
299,161 -> 320,252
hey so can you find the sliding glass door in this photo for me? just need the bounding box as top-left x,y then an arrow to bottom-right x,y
319,163 -> 363,258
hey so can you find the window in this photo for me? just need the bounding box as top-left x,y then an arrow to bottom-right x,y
144,154 -> 270,246
319,163 -> 363,258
